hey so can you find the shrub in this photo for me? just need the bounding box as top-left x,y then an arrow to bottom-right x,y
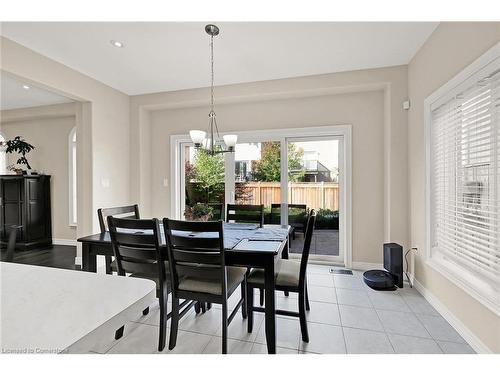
184,203 -> 214,221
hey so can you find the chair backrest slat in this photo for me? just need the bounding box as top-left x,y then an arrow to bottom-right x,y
163,219 -> 226,296
226,204 -> 264,227
168,235 -> 221,250
208,203 -> 224,221
119,259 -> 158,275
114,245 -> 158,260
175,264 -> 222,280
98,204 -> 140,233
270,204 -> 307,225
299,209 -> 317,283
111,233 -> 156,247
171,249 -> 221,264
108,217 -> 165,280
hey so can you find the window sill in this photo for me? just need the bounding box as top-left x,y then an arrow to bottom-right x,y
426,256 -> 500,317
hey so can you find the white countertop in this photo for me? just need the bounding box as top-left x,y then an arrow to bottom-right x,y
0,262 -> 156,353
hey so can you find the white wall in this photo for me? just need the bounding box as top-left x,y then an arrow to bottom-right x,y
131,65 -> 409,265
408,22 -> 500,353
1,36 -> 131,260
1,103 -> 76,241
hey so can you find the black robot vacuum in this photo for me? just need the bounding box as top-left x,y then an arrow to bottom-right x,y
363,243 -> 404,290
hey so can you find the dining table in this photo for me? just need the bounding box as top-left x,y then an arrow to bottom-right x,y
77,222 -> 292,354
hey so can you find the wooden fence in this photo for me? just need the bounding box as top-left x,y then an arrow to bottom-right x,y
235,181 -> 339,211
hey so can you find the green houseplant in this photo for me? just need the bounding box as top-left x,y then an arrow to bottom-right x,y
184,203 -> 214,221
4,136 -> 35,172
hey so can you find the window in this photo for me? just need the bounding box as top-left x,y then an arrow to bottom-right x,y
0,133 -> 6,174
69,127 -> 77,226
426,44 -> 500,312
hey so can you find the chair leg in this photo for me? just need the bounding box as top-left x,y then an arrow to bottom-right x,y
158,290 -> 168,351
114,325 -> 124,340
299,287 -> 309,342
305,283 -> 310,311
201,302 -> 206,313
142,306 -> 150,316
259,288 -> 264,306
169,297 -> 180,350
241,278 -> 247,319
247,284 -> 254,333
194,301 -> 201,314
105,255 -> 113,274
222,302 -> 228,354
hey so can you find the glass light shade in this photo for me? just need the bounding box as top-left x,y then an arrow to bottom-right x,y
189,130 -> 206,146
223,134 -> 238,149
202,137 -> 212,149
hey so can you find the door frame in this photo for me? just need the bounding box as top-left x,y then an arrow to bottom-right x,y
170,124 -> 352,268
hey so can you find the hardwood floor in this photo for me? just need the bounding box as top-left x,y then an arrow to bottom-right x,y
0,245 -> 78,270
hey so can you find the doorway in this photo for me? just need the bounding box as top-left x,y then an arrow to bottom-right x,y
172,125 -> 351,267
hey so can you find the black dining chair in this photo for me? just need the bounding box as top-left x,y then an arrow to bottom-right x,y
98,204 -> 140,274
246,210 -> 316,342
226,204 -> 264,227
107,216 -> 195,351
163,219 -> 247,354
208,203 -> 224,221
5,225 -> 22,262
271,204 -> 308,239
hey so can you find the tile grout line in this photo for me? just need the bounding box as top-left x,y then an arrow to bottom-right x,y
370,289 -> 397,354
412,311 -> 445,352
362,284 -> 396,353
397,291 -> 447,351
333,282 -> 349,353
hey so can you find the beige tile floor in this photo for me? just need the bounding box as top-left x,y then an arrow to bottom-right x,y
88,264 -> 475,354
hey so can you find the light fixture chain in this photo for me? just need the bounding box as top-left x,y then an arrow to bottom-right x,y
191,25 -> 236,155
210,34 -> 215,114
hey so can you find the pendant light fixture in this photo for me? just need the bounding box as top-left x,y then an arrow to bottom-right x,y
189,24 -> 237,154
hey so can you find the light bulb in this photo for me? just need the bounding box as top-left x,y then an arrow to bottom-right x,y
223,134 -> 238,151
189,130 -> 206,147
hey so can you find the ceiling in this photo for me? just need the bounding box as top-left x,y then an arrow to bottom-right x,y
0,72 -> 73,111
0,22 -> 438,95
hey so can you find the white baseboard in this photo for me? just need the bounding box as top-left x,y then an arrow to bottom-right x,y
413,278 -> 492,354
351,262 -> 383,271
53,238 -> 77,246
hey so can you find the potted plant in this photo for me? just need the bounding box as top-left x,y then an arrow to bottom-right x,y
184,203 -> 214,221
4,136 -> 35,174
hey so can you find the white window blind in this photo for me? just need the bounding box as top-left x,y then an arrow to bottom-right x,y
430,63 -> 500,307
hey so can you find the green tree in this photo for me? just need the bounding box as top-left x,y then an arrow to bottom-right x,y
191,149 -> 225,202
252,142 -> 305,182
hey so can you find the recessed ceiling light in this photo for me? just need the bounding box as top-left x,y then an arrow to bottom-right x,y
110,40 -> 124,48
22,85 -> 30,90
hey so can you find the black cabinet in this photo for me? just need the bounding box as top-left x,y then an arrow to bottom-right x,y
0,175 -> 52,249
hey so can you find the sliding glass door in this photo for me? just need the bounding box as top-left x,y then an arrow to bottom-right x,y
175,128 -> 348,266
234,141 -> 282,223
181,142 -> 225,220
286,137 -> 343,263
